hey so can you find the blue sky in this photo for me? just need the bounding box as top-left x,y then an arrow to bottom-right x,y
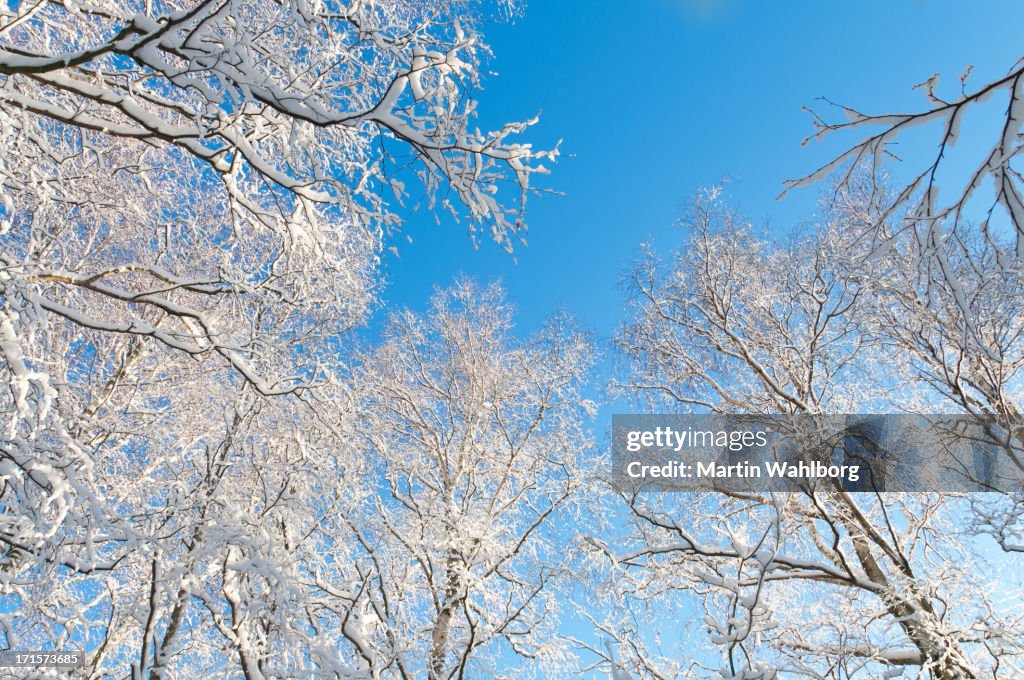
376,0 -> 1024,341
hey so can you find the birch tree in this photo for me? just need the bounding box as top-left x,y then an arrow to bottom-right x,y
599,189 -> 1024,679
334,280 -> 595,678
785,35 -> 1024,575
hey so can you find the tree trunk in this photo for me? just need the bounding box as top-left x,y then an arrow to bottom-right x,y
428,551 -> 461,680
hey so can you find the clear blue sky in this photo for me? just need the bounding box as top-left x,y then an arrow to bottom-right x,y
377,0 -> 1024,341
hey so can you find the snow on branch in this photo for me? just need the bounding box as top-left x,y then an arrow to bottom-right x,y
784,60 -> 1024,260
